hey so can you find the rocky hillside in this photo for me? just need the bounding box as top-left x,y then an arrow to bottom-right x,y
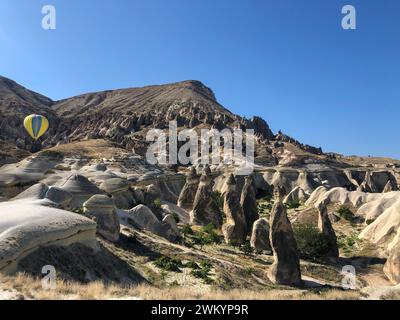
0,75 -> 379,170
0,77 -> 277,156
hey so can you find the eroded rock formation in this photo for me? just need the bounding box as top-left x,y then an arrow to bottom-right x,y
240,174 -> 259,234
222,174 -> 247,245
177,167 -> 199,209
268,197 -> 302,286
83,195 -> 120,242
190,166 -> 222,228
384,230 -> 400,284
317,199 -> 339,258
250,218 -> 271,253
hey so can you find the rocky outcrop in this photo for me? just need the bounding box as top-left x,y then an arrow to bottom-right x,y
306,187 -> 373,209
384,230 -> 400,284
283,186 -> 308,206
222,174 -> 247,245
250,218 -> 271,253
56,174 -> 103,208
268,200 -> 302,286
161,214 -> 181,242
383,179 -> 398,193
99,177 -> 136,209
0,154 -> 60,199
120,204 -> 181,242
240,175 -> 259,234
83,195 -> 120,242
190,167 -> 222,228
358,171 -> 398,193
177,167 -> 199,209
12,182 -> 72,209
359,195 -> 400,248
0,199 -> 97,273
249,116 -> 274,140
317,199 -> 339,258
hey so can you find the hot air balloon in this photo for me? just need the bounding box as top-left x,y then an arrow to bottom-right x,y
23,114 -> 49,140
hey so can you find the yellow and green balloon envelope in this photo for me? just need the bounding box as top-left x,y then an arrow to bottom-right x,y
23,114 -> 49,140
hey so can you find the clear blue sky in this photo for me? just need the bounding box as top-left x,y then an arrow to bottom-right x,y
1,0 -> 399,159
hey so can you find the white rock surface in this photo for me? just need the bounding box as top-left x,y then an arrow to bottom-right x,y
0,199 -> 97,273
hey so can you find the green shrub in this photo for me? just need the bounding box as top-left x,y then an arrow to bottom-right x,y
191,232 -> 210,249
244,267 -> 255,275
171,212 -> 180,223
181,224 -> 194,236
190,260 -> 214,284
211,191 -> 224,211
201,224 -> 222,244
285,201 -> 300,209
337,205 -> 355,221
199,259 -> 213,271
154,256 -> 183,272
190,224 -> 222,248
293,223 -> 332,261
201,223 -> 215,234
338,233 -> 362,254
73,207 -> 85,215
240,241 -> 254,256
153,198 -> 162,209
228,239 -> 241,247
190,269 -> 214,284
257,202 -> 272,216
185,261 -> 200,270
366,219 -> 374,225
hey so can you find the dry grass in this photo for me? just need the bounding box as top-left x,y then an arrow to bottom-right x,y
39,139 -> 129,159
0,273 -> 361,300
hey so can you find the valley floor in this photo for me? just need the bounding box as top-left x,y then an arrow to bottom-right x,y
1,220 -> 398,300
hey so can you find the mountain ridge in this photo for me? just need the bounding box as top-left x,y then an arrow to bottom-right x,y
0,75 -> 277,157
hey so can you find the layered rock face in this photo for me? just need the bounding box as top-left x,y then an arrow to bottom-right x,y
240,175 -> 259,234
0,199 -> 97,273
250,218 -> 271,253
83,195 -> 120,242
317,199 -> 339,258
268,196 -> 302,286
190,167 -> 222,228
222,174 -> 247,245
177,167 -> 199,209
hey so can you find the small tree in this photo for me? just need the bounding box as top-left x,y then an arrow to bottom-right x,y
240,241 -> 254,256
153,198 -> 162,209
171,212 -> 180,223
293,223 -> 331,261
212,191 -> 224,211
337,205 -> 355,221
